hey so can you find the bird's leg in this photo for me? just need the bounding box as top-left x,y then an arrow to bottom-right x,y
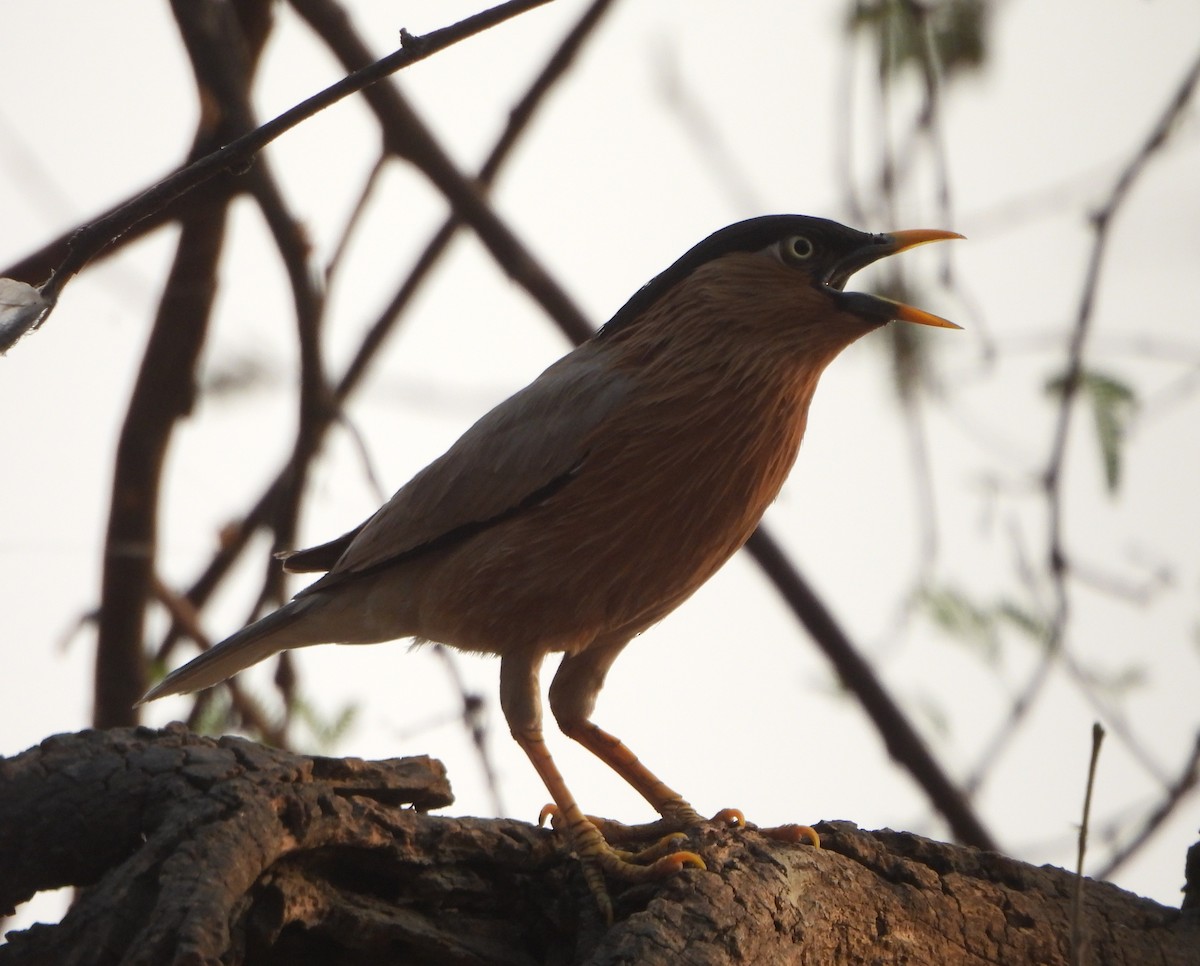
548,646 -> 821,854
559,719 -> 704,827
548,643 -> 743,835
501,651 -> 703,921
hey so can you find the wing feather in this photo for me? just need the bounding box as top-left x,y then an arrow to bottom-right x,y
302,345 -> 628,582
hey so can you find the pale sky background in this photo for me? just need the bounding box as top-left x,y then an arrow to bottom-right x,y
2,0 -> 1199,933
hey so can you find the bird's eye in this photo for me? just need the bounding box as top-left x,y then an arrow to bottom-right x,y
781,235 -> 814,263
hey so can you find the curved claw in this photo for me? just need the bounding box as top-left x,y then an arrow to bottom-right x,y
541,804 -> 707,863
625,831 -> 690,864
592,845 -> 706,879
642,850 -> 706,875
761,823 -> 821,848
710,807 -> 746,828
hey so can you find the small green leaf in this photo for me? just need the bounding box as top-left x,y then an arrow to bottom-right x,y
192,689 -> 235,738
846,0 -> 990,78
996,600 -> 1050,647
1088,372 -> 1137,493
920,585 -> 1000,665
1045,368 -> 1138,494
292,697 -> 360,752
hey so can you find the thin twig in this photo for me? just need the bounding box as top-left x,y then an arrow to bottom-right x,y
746,528 -> 998,851
432,644 -> 507,818
1041,47 -> 1200,655
1071,722 -> 1105,966
242,164 -> 331,598
288,0 -> 594,346
325,152 -> 389,287
966,48 -> 1200,799
1097,731 -> 1200,881
6,0 -> 553,351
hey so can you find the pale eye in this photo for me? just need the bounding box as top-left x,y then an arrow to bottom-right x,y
782,235 -> 814,262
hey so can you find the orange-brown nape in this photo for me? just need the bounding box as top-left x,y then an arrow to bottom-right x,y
139,214 -> 962,922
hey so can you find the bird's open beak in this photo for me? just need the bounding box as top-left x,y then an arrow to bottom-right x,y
829,228 -> 964,329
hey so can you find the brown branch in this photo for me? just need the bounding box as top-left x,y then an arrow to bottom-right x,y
288,0 -> 594,346
431,643 -> 507,818
329,0 -> 618,397
227,163 -> 334,729
241,162 -> 332,577
94,204 -> 229,726
0,0 -> 554,353
324,152 -> 389,286
1072,723 -> 1105,966
745,528 -> 999,852
92,0 -> 273,727
2,727 -> 1194,965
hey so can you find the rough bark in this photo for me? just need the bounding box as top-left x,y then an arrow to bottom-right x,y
0,726 -> 1195,965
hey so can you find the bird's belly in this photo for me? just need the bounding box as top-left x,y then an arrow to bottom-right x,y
410,438 -> 792,656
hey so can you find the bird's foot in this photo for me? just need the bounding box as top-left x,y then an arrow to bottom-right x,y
655,797 -> 820,849
655,799 -> 744,831
592,804 -> 819,849
537,803 -> 818,921
559,802 -> 744,847
539,804 -> 705,922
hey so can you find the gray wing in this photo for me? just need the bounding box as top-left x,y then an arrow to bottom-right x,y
301,343 -> 629,583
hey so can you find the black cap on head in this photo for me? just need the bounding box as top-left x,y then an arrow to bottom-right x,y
598,215 -> 962,337
599,215 -> 872,339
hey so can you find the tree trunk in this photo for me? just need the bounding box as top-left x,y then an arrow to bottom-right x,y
1,726 -> 1195,965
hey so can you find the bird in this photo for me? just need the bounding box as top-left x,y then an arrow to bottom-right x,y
140,214 -> 962,919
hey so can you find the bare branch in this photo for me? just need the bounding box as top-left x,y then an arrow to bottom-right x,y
93,0 -> 272,727
1071,722 -> 1105,966
746,528 -> 998,852
1,0 -> 554,352
288,0 -> 594,345
1042,47 -> 1200,652
1097,732 -> 1200,881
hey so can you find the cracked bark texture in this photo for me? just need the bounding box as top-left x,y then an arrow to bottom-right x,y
1,726 -> 1195,965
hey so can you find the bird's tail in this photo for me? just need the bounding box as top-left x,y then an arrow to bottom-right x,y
137,597 -> 319,704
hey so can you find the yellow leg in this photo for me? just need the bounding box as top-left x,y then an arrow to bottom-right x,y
502,650 -> 703,921
548,643 -> 743,829
547,644 -> 820,851
557,718 -> 743,829
511,728 -> 703,921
